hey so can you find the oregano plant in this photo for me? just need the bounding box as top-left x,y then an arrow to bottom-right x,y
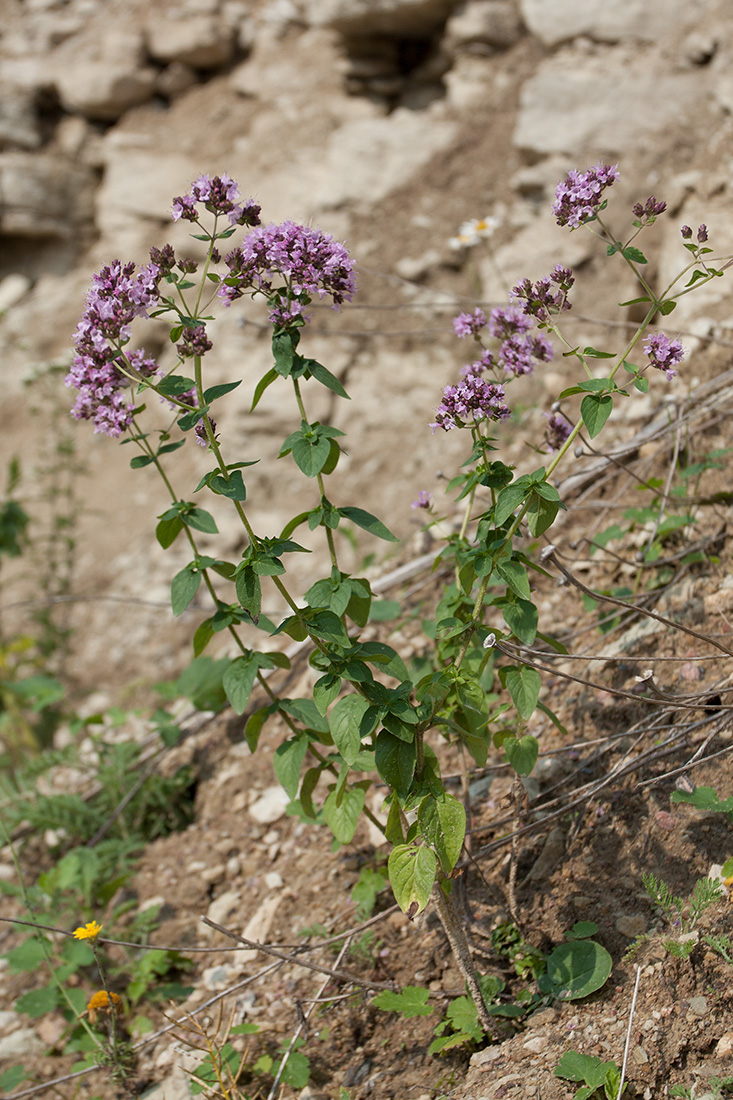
66,167 -> 730,1030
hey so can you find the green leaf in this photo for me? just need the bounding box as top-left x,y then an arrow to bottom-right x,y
526,493 -> 560,538
544,940 -> 612,1000
193,617 -> 215,656
235,568 -> 262,619
299,766 -> 321,819
580,393 -> 613,438
494,484 -> 526,525
223,655 -> 259,715
322,783 -> 366,843
503,665 -> 541,719
496,560 -> 531,600
156,514 -> 183,549
130,454 -> 155,468
292,430 -> 332,477
388,844 -> 437,917
502,596 -> 538,646
671,786 -> 733,818
375,729 -> 416,799
658,299 -> 677,315
251,367 -> 278,412
208,470 -> 247,500
273,736 -> 309,800
15,984 -> 58,1017
620,245 -> 647,264
183,507 -> 218,534
277,1050 -> 311,1089
203,380 -> 241,403
273,331 -> 297,374
504,734 -> 538,777
357,641 -> 410,682
329,694 -> 371,765
369,599 -> 401,622
171,566 -> 202,616
554,1051 -> 615,1085
0,1066 -> 28,1090
338,506 -> 398,542
581,346 -> 616,359
444,995 -> 483,1042
372,986 -> 434,1017
6,938 -> 48,972
178,405 -> 210,431
536,700 -> 568,736
417,792 -> 466,874
280,697 -> 330,734
157,373 -> 196,396
307,359 -> 350,398
313,673 -> 341,715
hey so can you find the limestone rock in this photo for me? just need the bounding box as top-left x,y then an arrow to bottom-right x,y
0,84 -> 41,150
0,153 -> 96,239
0,1026 -> 45,1060
0,274 -> 32,313
51,30 -> 157,121
249,785 -> 289,824
303,0 -> 457,36
519,0 -> 693,47
513,56 -> 705,157
145,14 -> 236,69
445,0 -> 524,51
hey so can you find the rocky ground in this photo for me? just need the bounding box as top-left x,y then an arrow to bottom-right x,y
2,1 -> 733,1098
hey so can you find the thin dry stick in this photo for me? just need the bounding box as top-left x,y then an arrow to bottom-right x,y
618,965 -> 643,1099
0,903 -> 398,956
543,548 -> 733,658
200,916 -> 398,993
267,935 -> 353,1100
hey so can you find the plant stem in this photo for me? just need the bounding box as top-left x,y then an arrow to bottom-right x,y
433,877 -> 494,1035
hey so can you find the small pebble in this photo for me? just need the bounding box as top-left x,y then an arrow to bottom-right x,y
615,914 -> 647,937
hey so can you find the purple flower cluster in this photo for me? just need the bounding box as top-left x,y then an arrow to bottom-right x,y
172,174 -> 262,228
632,196 -> 666,221
432,375 -> 510,432
681,224 -> 708,244
411,491 -> 431,510
177,324 -> 213,359
552,163 -> 620,228
218,221 -> 356,315
453,308 -> 486,338
544,412 -> 572,451
512,265 -> 575,323
489,306 -> 554,376
66,259 -> 162,436
643,332 -> 684,380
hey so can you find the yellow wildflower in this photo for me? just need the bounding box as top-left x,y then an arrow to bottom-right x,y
72,920 -> 103,940
85,990 -> 122,1025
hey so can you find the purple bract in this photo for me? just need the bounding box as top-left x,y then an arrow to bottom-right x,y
552,163 -> 620,229
643,332 -> 684,380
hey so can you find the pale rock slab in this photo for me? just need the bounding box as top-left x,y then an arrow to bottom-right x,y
445,0 -> 524,51
0,1026 -> 45,1060
145,14 -> 237,69
0,84 -> 41,150
303,0 -> 457,36
248,785 -> 290,824
51,30 -> 157,121
513,55 -> 706,157
0,152 -> 96,238
519,0 -> 693,47
0,273 -> 32,313
239,892 -> 283,960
